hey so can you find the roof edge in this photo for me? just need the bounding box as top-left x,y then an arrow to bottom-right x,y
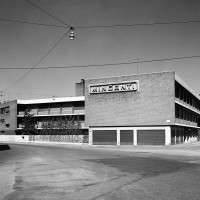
17,96 -> 85,104
85,71 -> 175,81
175,74 -> 200,100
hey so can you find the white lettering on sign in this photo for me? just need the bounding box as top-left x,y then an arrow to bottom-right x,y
89,81 -> 139,94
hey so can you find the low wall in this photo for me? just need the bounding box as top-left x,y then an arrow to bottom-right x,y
29,135 -> 89,144
0,135 -> 29,142
0,135 -> 89,144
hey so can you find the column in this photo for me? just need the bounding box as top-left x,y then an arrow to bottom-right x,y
117,129 -> 120,145
165,126 -> 171,145
89,128 -> 93,145
134,128 -> 137,146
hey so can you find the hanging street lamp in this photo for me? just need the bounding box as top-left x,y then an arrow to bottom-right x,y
69,27 -> 75,40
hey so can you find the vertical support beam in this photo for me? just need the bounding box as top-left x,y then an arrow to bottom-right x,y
89,128 -> 93,145
165,126 -> 171,145
175,127 -> 176,144
117,128 -> 120,145
133,128 -> 137,146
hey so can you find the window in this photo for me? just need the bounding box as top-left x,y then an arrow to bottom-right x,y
183,91 -> 187,102
1,108 -> 5,114
5,124 -> 10,128
175,105 -> 179,118
180,89 -> 183,100
0,107 -> 10,114
180,108 -> 183,119
187,94 -> 190,104
5,107 -> 10,113
190,97 -> 193,106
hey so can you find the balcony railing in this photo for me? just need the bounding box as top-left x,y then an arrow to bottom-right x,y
73,107 -> 85,114
18,106 -> 85,116
61,107 -> 73,114
175,97 -> 200,113
175,118 -> 197,127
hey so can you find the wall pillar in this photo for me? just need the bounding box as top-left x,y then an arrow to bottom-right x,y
133,128 -> 137,146
165,126 -> 171,145
89,128 -> 93,145
117,128 -> 120,145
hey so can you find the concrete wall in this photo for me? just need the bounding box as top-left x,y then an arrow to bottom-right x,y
0,100 -> 17,135
0,135 -> 88,144
85,72 -> 175,127
29,135 -> 88,143
0,135 -> 29,142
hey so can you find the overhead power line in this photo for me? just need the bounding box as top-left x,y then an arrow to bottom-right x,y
25,0 -> 71,27
75,20 -> 200,29
0,18 -> 67,28
2,29 -> 70,92
0,55 -> 200,70
1,18 -> 200,29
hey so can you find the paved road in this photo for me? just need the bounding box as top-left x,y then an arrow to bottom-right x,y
1,143 -> 200,200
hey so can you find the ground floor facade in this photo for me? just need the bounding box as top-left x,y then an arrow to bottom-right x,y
89,126 -> 199,146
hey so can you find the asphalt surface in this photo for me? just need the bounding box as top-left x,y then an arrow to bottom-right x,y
0,142 -> 200,200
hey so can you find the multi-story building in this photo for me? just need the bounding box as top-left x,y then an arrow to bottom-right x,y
84,71 -> 200,145
0,96 -> 87,135
0,71 -> 200,145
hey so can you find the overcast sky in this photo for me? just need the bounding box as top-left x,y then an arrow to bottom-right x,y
0,0 -> 200,101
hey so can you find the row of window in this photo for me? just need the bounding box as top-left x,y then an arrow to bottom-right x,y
175,81 -> 200,111
175,104 -> 199,123
0,106 -> 10,114
18,106 -> 85,116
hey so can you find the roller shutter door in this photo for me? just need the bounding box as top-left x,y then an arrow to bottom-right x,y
137,130 -> 165,145
120,130 -> 133,145
93,130 -> 117,145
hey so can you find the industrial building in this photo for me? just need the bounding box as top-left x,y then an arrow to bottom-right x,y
0,71 -> 200,145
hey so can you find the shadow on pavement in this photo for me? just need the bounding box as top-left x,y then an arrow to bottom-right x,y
0,144 -> 11,151
85,156 -> 198,177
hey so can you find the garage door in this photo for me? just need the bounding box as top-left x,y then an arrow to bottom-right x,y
120,130 -> 133,145
93,130 -> 117,145
137,130 -> 165,145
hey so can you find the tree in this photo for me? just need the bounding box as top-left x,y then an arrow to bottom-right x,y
21,108 -> 37,135
40,116 -> 82,135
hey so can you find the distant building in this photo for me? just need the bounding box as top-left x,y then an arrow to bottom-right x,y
0,71 -> 200,145
0,96 -> 87,135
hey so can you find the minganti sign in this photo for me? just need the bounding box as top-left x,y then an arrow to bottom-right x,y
89,81 -> 139,94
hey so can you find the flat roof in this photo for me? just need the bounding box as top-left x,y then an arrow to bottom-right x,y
17,96 -> 85,104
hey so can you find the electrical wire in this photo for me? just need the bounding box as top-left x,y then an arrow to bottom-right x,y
25,0 -> 71,27
0,18 -> 67,28
2,29 -> 70,92
0,55 -> 200,70
1,17 -> 200,29
75,20 -> 200,29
